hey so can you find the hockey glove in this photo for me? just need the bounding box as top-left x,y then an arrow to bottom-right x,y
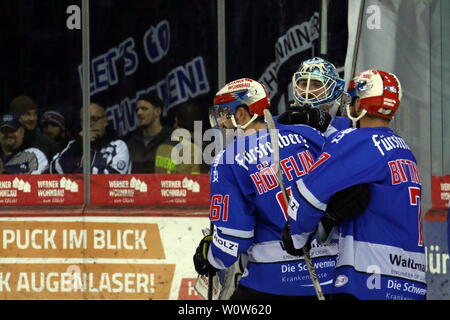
281,223 -> 311,257
193,235 -> 217,276
326,184 -> 371,225
278,107 -> 332,133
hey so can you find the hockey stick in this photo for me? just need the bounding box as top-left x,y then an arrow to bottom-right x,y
207,222 -> 214,300
350,0 -> 366,78
263,109 -> 326,301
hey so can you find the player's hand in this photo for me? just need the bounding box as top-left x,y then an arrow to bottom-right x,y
193,235 -> 217,276
278,107 -> 331,133
327,184 -> 370,224
281,223 -> 309,257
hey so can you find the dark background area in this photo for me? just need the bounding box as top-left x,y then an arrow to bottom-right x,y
0,0 -> 347,135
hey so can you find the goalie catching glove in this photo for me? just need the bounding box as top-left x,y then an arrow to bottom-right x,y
277,106 -> 332,133
193,235 -> 217,276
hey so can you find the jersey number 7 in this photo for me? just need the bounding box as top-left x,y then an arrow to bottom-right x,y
276,187 -> 292,221
409,187 -> 423,247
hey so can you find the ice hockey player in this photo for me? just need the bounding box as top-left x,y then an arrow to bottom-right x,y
278,57 -> 351,139
282,70 -> 427,300
193,77 -> 355,300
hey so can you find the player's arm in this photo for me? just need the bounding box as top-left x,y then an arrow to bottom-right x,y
281,179 -> 326,255
277,106 -> 331,133
284,136 -> 377,253
194,161 -> 254,275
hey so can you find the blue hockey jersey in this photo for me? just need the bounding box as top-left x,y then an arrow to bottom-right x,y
207,123 -> 339,296
288,126 -> 427,300
324,116 -> 351,139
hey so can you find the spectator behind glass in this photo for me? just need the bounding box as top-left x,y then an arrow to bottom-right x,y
50,103 -> 131,174
124,94 -> 173,173
0,113 -> 48,174
9,96 -> 59,161
40,110 -> 72,154
155,103 -> 208,174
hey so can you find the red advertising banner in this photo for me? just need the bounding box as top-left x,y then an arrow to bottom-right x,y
177,278 -> 203,300
90,174 -> 210,206
0,175 -> 83,206
431,175 -> 450,210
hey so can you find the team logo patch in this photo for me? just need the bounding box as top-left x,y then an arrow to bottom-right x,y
117,160 -> 126,171
334,275 -> 348,287
385,86 -> 397,93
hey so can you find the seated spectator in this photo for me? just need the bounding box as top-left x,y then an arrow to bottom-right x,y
155,103 -> 207,174
124,94 -> 173,173
50,103 -> 131,174
40,110 -> 72,153
0,113 -> 48,174
9,95 -> 59,161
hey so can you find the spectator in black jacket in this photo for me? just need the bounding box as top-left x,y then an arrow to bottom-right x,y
124,94 -> 173,173
50,103 -> 131,174
0,113 -> 48,174
9,95 -> 59,161
40,110 -> 72,154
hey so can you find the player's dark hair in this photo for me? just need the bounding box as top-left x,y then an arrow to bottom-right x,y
175,102 -> 202,132
137,93 -> 165,124
237,105 -> 264,123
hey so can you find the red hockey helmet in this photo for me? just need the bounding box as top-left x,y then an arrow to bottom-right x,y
347,70 -> 402,121
210,78 -> 271,129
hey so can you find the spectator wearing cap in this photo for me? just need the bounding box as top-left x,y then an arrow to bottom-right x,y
0,113 -> 48,174
41,111 -> 71,153
124,94 -> 173,173
9,96 -> 59,161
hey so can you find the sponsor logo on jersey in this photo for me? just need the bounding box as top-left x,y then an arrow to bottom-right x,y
330,128 -> 356,144
334,275 -> 348,287
287,196 -> 300,221
213,232 -> 239,257
212,168 -> 219,183
234,133 -> 308,167
372,134 -> 410,156
388,254 -> 426,272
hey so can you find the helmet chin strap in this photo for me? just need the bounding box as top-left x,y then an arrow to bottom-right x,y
231,114 -> 259,130
346,105 -> 367,128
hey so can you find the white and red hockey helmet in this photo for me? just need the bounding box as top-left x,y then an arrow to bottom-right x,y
210,78 -> 271,129
347,69 -> 402,122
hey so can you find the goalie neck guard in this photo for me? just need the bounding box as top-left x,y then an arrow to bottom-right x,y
346,69 -> 402,124
209,78 -> 271,130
